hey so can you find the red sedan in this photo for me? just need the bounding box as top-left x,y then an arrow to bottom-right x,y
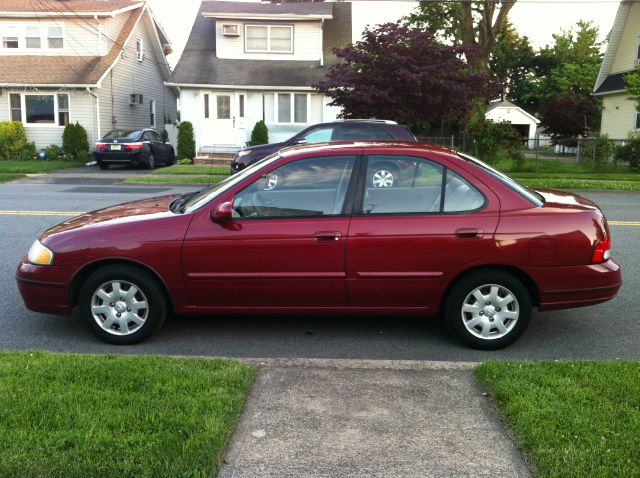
16,142 -> 621,349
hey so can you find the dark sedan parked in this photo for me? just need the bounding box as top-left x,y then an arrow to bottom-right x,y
94,129 -> 175,169
231,120 -> 416,173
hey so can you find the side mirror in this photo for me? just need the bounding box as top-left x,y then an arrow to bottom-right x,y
210,201 -> 233,223
292,138 -> 308,145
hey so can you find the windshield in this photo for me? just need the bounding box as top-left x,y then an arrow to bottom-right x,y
180,153 -> 283,213
103,130 -> 142,141
457,152 -> 544,206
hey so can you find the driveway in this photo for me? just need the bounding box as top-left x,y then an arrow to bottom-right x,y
1,175 -> 638,361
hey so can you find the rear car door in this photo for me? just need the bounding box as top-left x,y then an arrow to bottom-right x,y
346,152 -> 500,308
143,131 -> 166,162
181,153 -> 360,308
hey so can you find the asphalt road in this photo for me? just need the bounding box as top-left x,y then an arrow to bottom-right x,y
1,167 -> 638,361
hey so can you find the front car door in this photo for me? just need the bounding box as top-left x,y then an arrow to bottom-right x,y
346,151 -> 500,309
181,152 -> 360,308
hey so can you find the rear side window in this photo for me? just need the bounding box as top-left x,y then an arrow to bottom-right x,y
334,123 -> 394,141
360,155 -> 485,215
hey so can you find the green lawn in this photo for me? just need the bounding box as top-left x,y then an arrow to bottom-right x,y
154,165 -> 230,176
517,178 -> 640,191
125,175 -> 224,184
0,351 -> 255,478
475,361 -> 640,478
0,160 -> 85,174
0,173 -> 24,183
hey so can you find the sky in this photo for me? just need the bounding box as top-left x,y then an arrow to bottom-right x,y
146,0 -> 621,67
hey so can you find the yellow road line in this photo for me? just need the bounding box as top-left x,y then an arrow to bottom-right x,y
609,221 -> 640,226
0,210 -> 82,217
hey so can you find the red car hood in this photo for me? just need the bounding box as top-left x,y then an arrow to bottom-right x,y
42,194 -> 180,240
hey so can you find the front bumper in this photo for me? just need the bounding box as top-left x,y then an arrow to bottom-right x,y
532,259 -> 622,311
16,257 -> 74,315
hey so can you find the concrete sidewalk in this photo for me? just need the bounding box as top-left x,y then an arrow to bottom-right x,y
219,359 -> 531,478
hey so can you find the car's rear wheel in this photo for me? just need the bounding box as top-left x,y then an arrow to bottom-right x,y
444,269 -> 531,350
168,150 -> 176,166
78,264 -> 168,345
97,161 -> 109,170
145,152 -> 155,169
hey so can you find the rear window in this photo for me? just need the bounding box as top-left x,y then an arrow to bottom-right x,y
103,130 -> 142,141
457,152 -> 544,206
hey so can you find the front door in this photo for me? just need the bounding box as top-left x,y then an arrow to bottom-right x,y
201,92 -> 235,146
181,154 -> 358,308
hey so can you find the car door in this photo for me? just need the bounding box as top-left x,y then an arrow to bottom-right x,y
346,152 -> 500,308
147,130 -> 169,162
181,153 -> 360,308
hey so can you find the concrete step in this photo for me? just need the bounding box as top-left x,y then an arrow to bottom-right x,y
194,157 -> 233,167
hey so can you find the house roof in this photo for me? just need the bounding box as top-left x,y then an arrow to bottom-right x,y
167,1 -> 351,89
200,1 -> 334,19
0,6 -> 143,87
0,0 -> 143,17
594,71 -> 630,96
594,0 -> 634,93
486,100 -> 540,124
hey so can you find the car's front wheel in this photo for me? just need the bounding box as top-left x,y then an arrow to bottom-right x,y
78,264 -> 168,345
444,269 -> 531,350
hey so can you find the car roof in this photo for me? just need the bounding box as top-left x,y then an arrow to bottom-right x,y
279,141 -> 456,157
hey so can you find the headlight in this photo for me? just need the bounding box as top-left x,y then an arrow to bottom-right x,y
27,239 -> 54,265
236,150 -> 251,158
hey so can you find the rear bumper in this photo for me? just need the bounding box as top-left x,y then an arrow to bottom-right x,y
95,151 -> 143,164
16,258 -> 73,315
531,259 -> 622,311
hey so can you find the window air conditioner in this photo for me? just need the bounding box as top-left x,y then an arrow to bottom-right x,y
129,93 -> 144,105
222,24 -> 240,36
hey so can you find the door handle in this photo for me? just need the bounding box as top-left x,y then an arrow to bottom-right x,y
454,228 -> 483,239
313,231 -> 342,242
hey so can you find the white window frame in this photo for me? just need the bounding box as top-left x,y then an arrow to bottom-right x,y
9,93 -> 22,122
0,23 -> 65,51
150,99 -> 156,127
1,25 -> 19,49
276,93 -> 309,124
136,39 -> 144,62
10,93 -> 70,128
47,25 -> 64,49
245,24 -> 293,54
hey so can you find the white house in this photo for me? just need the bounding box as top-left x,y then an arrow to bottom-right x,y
486,100 -> 540,146
0,0 -> 177,148
593,0 -> 640,138
167,0 -> 355,152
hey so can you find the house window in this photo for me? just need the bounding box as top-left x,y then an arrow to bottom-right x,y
47,26 -> 63,49
136,39 -> 144,61
217,95 -> 231,119
2,26 -> 18,48
10,94 -> 22,121
239,94 -> 245,118
204,94 -> 210,118
25,95 -> 55,124
25,25 -> 41,48
57,94 -> 69,126
276,93 -> 308,124
150,99 -> 156,127
635,113 -> 640,130
245,25 -> 293,53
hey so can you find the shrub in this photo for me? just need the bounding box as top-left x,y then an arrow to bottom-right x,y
177,121 -> 195,160
43,144 -> 65,160
614,133 -> 640,169
584,134 -> 615,171
0,121 -> 28,161
464,101 -> 522,165
62,122 -> 89,161
177,158 -> 192,165
250,120 -> 268,146
15,142 -> 37,161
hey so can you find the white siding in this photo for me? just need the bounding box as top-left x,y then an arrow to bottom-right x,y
0,19 -> 99,56
610,3 -> 640,74
100,13 -> 129,56
179,88 -> 205,151
601,93 -> 637,138
486,107 -> 538,141
97,12 -> 177,135
216,20 -> 322,61
0,88 -> 95,147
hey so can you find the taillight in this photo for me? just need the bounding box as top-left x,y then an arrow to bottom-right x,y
125,143 -> 144,151
592,233 -> 611,263
95,142 -> 108,150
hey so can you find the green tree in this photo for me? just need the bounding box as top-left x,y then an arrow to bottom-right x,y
62,122 -> 89,160
464,101 -> 522,165
404,1 -> 517,71
624,68 -> 640,111
177,121 -> 195,160
250,120 -> 269,146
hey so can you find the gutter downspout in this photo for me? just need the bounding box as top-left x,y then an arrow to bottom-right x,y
86,87 -> 101,141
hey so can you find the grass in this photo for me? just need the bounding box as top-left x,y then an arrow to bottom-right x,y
0,173 -> 25,183
153,165 -> 230,176
475,360 -> 640,478
0,160 -> 85,174
0,351 -> 255,478
125,175 -> 224,184
517,178 -> 640,191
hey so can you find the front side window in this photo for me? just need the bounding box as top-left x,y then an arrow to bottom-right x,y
245,25 -> 292,53
233,155 -> 356,218
25,95 -> 55,124
47,26 -> 63,49
57,94 -> 69,126
10,93 -> 22,121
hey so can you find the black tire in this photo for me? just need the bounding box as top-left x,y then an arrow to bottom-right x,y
98,161 -> 109,170
444,269 -> 531,350
168,149 -> 176,166
145,152 -> 155,169
78,264 -> 168,345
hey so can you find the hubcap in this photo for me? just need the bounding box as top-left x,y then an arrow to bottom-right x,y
372,170 -> 394,188
90,280 -> 149,336
264,174 -> 278,190
461,284 -> 519,340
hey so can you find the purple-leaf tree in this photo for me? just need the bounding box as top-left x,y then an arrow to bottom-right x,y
539,92 -> 598,145
314,23 -> 500,131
